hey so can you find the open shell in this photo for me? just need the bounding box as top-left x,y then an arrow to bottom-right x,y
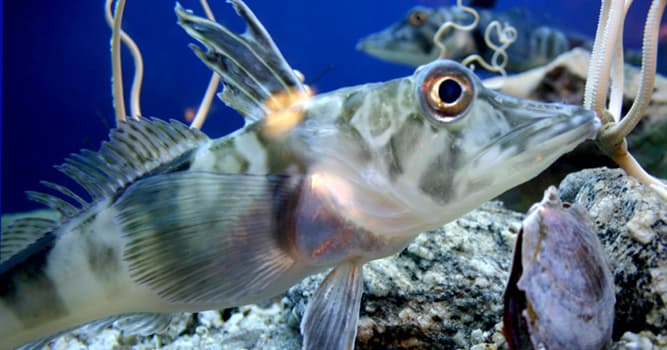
503,186 -> 615,350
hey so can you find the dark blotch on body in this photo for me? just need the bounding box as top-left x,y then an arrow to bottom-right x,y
0,234 -> 68,327
385,114 -> 425,180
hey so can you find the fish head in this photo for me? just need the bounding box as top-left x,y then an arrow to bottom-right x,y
405,59 -> 600,221
296,59 -> 599,237
356,6 -> 476,67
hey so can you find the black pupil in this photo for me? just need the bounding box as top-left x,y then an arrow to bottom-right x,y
438,79 -> 462,104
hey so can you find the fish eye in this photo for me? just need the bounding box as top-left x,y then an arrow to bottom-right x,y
419,65 -> 475,123
408,10 -> 428,27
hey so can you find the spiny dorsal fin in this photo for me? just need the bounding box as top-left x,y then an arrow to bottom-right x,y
175,1 -> 306,122
25,118 -> 208,221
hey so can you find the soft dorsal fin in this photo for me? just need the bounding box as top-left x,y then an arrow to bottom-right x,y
1,217 -> 57,265
25,118 -> 208,221
176,0 -> 307,122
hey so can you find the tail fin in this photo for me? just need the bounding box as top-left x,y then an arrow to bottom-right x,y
176,1 -> 307,122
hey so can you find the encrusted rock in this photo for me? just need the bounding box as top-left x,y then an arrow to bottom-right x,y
560,167 -> 667,336
611,331 -> 667,350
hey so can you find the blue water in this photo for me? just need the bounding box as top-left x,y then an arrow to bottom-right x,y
1,0 -> 664,213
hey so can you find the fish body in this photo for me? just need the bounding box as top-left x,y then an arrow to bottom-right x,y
357,5 -> 589,71
1,1 -> 600,349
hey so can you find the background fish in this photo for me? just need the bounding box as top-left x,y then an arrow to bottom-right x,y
1,1 -> 599,349
357,5 -> 641,72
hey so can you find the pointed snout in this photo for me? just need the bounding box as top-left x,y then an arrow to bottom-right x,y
493,93 -> 601,147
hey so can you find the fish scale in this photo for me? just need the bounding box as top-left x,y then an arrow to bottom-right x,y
1,1 -> 600,349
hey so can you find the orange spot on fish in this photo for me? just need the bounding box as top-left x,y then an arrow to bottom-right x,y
184,107 -> 196,122
262,87 -> 314,138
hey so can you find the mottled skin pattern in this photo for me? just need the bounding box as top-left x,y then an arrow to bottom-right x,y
193,62 -> 599,239
0,2 -> 600,349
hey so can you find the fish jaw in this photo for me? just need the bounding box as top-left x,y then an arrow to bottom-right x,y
431,72 -> 600,222
357,27 -> 440,67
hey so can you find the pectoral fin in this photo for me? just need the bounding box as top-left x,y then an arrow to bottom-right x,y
301,262 -> 363,350
114,172 -> 307,306
109,312 -> 177,335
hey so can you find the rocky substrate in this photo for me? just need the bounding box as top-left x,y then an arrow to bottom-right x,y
6,167 -> 665,349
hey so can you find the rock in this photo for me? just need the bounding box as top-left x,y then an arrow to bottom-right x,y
559,167 -> 667,338
611,331 -> 667,350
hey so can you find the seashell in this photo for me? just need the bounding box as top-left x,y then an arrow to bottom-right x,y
502,186 -> 615,350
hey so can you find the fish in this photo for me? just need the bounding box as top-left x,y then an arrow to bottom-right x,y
356,5 -> 594,72
0,1 -> 600,349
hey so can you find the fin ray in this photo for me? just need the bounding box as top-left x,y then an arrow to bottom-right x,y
25,191 -> 78,218
301,262 -> 364,350
25,118 -> 208,220
110,313 -> 176,335
1,218 -> 58,265
115,172 -> 308,305
12,312 -> 175,350
176,1 -> 305,121
39,180 -> 88,208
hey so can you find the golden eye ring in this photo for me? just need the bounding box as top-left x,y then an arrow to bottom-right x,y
408,10 -> 428,27
419,66 -> 475,123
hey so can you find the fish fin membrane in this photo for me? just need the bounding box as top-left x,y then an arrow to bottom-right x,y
107,312 -> 177,335
301,262 -> 363,350
15,336 -> 58,350
12,316 -> 119,350
176,1 -> 306,122
0,217 -> 57,266
115,171 -> 306,305
13,313 -> 175,350
0,217 -> 59,276
25,118 -> 208,221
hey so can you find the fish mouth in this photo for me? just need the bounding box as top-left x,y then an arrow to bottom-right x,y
467,102 -> 600,185
356,33 -> 398,57
357,32 -> 430,67
494,108 -> 598,156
